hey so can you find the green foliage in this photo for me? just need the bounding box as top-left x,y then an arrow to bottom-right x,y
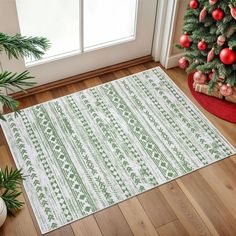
0,95 -> 19,120
177,0 -> 236,92
0,32 -> 49,215
228,38 -> 236,48
2,190 -> 24,212
0,33 -> 50,60
0,71 -> 36,93
0,167 -> 25,190
0,32 -> 49,120
0,167 -> 26,213
0,70 -> 37,120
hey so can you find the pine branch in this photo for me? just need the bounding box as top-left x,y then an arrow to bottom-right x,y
0,94 -> 19,120
1,190 -> 24,212
208,69 -> 219,93
196,61 -> 216,72
0,71 -> 36,119
228,37 -> 236,48
0,167 -> 26,213
217,62 -> 227,78
226,71 -> 236,86
0,33 -> 50,60
0,167 -> 25,190
0,71 -> 36,93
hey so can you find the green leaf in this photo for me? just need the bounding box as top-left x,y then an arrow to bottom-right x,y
0,32 -> 50,60
0,70 -> 36,92
0,94 -> 19,118
0,167 -> 26,190
1,190 -> 24,212
0,167 -> 26,213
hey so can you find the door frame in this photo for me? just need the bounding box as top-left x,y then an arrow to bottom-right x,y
152,0 -> 184,68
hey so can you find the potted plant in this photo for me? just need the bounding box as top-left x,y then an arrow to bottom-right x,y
0,32 -> 49,226
0,196 -> 6,226
0,167 -> 26,226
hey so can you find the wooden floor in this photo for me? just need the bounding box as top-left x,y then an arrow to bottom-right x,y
0,61 -> 236,236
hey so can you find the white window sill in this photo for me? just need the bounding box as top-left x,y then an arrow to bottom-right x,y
26,35 -> 136,68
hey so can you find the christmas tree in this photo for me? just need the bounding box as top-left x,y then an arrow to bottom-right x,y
177,0 -> 236,102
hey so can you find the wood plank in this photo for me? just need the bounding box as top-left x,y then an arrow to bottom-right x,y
157,220 -> 189,236
199,159 -> 236,219
99,73 -> 116,84
71,216 -> 102,236
176,179 -> 219,236
0,126 -> 6,146
177,171 -> 236,236
119,197 -> 159,236
0,146 -> 38,236
83,77 -> 103,88
35,91 -> 54,103
51,86 -> 70,99
127,64 -> 147,74
17,95 -> 38,110
12,55 -> 153,99
231,154 -> 236,165
159,181 -> 211,236
66,81 -> 87,93
138,188 -> 177,228
94,205 -> 133,236
143,62 -> 157,70
113,69 -> 130,79
45,225 -> 75,236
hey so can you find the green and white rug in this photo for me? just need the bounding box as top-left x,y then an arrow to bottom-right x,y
1,67 -> 235,234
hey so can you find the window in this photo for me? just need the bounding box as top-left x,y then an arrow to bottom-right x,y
16,0 -> 138,65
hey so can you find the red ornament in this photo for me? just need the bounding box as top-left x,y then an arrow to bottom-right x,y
209,0 -> 217,5
212,8 -> 224,21
208,72 -> 214,80
179,34 -> 191,48
217,35 -> 226,46
198,40 -> 207,51
220,48 -> 236,65
207,48 -> 215,62
189,0 -> 199,9
199,7 -> 207,21
193,71 -> 207,84
229,4 -> 236,20
178,57 -> 189,69
220,84 -> 233,96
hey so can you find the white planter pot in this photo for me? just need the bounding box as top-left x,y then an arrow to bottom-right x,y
0,197 -> 7,227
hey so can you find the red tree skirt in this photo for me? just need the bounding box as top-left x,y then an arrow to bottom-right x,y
188,73 -> 236,123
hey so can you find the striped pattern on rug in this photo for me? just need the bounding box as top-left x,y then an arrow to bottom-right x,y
1,67 -> 235,234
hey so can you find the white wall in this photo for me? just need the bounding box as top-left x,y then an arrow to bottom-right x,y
0,0 -> 25,77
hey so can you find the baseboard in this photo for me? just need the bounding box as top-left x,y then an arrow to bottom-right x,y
12,55 -> 153,99
165,53 -> 184,69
